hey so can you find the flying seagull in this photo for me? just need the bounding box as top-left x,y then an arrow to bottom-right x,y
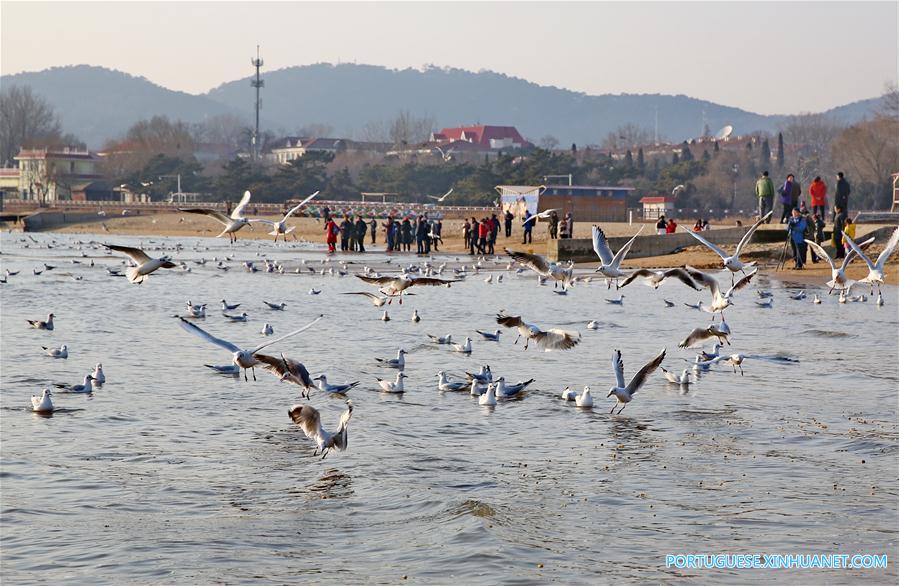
496,311 -> 580,351
682,210 -> 773,282
180,190 -> 262,243
842,226 -> 899,295
254,191 -> 319,242
804,236 -> 873,293
255,353 -> 316,397
427,188 -> 454,203
591,225 -> 645,288
618,267 -> 701,291
103,244 -> 177,284
607,348 -> 667,414
288,400 -> 353,459
505,248 -> 574,289
356,274 -> 458,301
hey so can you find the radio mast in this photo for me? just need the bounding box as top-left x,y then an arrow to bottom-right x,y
250,45 -> 264,160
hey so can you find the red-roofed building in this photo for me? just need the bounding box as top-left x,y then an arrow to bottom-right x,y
430,125 -> 531,150
640,196 -> 676,220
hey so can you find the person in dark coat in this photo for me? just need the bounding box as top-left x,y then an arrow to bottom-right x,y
522,211 -> 533,244
355,217 -> 367,252
779,174 -> 797,223
549,210 -> 560,239
487,214 -> 499,255
504,210 -> 513,238
832,205 -> 847,259
385,216 -> 395,252
432,219 -> 442,252
416,216 -> 428,254
834,172 -> 851,218
469,218 -> 479,255
401,218 -> 413,252
340,217 -> 353,252
369,218 -> 377,244
786,208 -> 808,269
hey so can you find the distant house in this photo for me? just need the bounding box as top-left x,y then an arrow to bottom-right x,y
497,183 -> 631,222
431,125 -> 531,150
14,147 -> 104,202
270,137 -> 351,164
639,196 -> 676,220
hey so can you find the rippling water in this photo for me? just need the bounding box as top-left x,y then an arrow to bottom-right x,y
2,232 -> 897,584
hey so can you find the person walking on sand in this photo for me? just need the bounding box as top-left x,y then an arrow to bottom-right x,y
809,176 -> 827,219
504,210 -> 514,238
522,211 -> 533,244
786,208 -> 808,269
834,171 -> 851,218
756,171 -> 775,223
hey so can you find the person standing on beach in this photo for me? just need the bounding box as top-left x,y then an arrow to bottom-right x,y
809,176 -> 827,219
786,208 -> 808,269
755,171 -> 774,223
488,213 -> 499,254
469,217 -> 479,255
478,217 -> 489,254
504,210 -> 513,238
522,211 -> 533,244
809,212 -> 825,263
666,218 -> 678,234
354,216 -> 367,252
832,205 -> 847,259
340,216 -> 353,251
656,215 -> 667,235
563,212 -> 574,239
325,217 -> 338,253
385,216 -> 395,252
462,219 -> 471,250
369,218 -> 377,245
401,217 -> 413,252
834,172 -> 851,218
779,174 -> 797,223
549,210 -> 560,239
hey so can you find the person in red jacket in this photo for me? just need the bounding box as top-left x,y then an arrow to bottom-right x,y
809,176 -> 827,219
325,218 -> 338,253
665,218 -> 678,233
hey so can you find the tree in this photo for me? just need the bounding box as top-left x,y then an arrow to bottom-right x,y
637,147 -> 645,170
602,123 -> 654,150
680,141 -> 693,162
190,113 -> 249,148
539,135 -> 560,150
0,85 -> 67,164
831,116 -> 899,209
296,123 -> 334,138
759,138 -> 771,167
879,83 -> 899,120
776,132 -> 784,167
624,149 -> 634,167
388,111 -> 435,146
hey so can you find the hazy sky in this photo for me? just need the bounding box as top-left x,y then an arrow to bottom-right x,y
2,1 -> 897,114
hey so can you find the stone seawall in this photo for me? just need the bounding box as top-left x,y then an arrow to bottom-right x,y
23,211 -> 111,232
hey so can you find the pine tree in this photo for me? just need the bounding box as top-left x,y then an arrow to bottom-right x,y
571,143 -> 577,153
776,132 -> 784,168
680,141 -> 693,161
637,147 -> 645,170
624,149 -> 634,167
760,138 -> 771,166
713,141 -> 720,153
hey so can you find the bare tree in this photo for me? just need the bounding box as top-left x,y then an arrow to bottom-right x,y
0,85 -> 64,165
539,135 -> 560,150
879,82 -> 899,120
388,110 -> 435,146
601,123 -> 654,150
296,123 -> 334,138
357,120 -> 389,143
191,113 -> 250,148
125,115 -> 194,156
831,116 -> 899,207
778,113 -> 843,186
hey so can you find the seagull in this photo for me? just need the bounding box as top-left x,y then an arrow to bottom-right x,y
224,312 -> 249,322
479,384 -> 497,406
839,289 -> 848,303
178,315 -> 322,381
587,320 -> 600,330
91,363 -> 106,384
411,309 -> 421,322
678,325 -> 731,348
221,300 -> 241,311
377,372 -> 407,393
308,288 -> 321,295
33,267 -> 43,276
618,267 -> 701,291
465,365 -> 493,384
27,313 -> 54,330
805,237 -> 873,293
54,375 -> 95,394
356,274 -> 458,302
31,389 -> 54,413
427,334 -> 453,345
436,371 -> 469,392
451,337 -> 472,354
607,348 -> 667,414
288,400 -> 353,459
699,343 -> 723,361
717,353 -> 746,375
661,366 -> 692,386
505,248 -> 573,289
605,295 -> 625,305
261,323 -> 274,336
187,302 -> 207,319
496,312 -> 580,351
789,290 -> 807,300
876,292 -> 884,306
683,210 -> 773,281
256,353 -> 315,396
575,386 -> 594,408
381,310 -> 391,322
180,190 -> 262,243
493,377 -> 535,397
263,301 -> 286,311
522,209 -> 559,226
375,348 -> 407,369
475,329 -> 501,341
684,301 -> 704,310
591,225 -> 645,288
104,244 -> 177,284
756,290 -> 773,298
754,298 -> 773,308
561,386 -> 577,401
254,191 -> 319,241
427,188 -> 454,203
342,291 -> 389,307
312,374 -> 360,395
663,299 -> 676,307
843,226 -> 899,294
41,345 -> 68,359
204,363 -> 240,376
684,266 -> 757,316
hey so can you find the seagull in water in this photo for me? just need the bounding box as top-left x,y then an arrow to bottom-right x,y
493,377 -> 535,397
661,366 -> 693,386
496,311 -> 580,351
591,225 -> 645,288
427,333 -> 453,345
561,386 -> 577,401
180,190 -> 262,243
42,345 -> 68,359
505,248 -> 574,290
288,400 -> 353,459
475,329 -> 501,341
607,348 -> 667,414
605,295 -> 625,305
254,191 -> 319,242
54,375 -> 95,394
683,210 -> 773,282
451,337 -> 472,354
27,313 -> 54,330
436,371 -> 469,392
411,309 -> 421,322
91,363 -> 106,384
178,315 -> 322,381
312,374 -> 360,395
31,389 -> 54,413
479,384 -> 497,406
263,301 -> 287,310
261,323 -> 274,336
104,244 -> 177,284
575,386 -> 594,408
224,312 -> 249,322
842,226 -> 899,295
221,299 -> 241,311
377,372 -> 407,393
375,348 -> 407,369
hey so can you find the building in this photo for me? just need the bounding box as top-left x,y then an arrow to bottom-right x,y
431,125 -> 531,150
14,147 -> 104,202
639,196 -> 676,220
497,184 -> 631,223
270,137 -> 350,165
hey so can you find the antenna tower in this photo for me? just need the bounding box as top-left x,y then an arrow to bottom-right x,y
250,45 -> 264,160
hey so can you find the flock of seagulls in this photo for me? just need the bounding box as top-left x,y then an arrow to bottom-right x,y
10,212 -> 897,459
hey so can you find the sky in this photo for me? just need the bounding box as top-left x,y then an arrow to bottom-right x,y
1,1 -> 897,115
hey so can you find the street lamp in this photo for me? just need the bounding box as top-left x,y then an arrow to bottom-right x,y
731,163 -> 739,212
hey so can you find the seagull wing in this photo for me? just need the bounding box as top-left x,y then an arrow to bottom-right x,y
660,367 -> 680,384
104,244 -> 151,264
231,190 -> 252,219
342,291 -> 380,301
874,226 -> 899,271
288,404 -> 323,441
534,329 -> 581,351
725,269 -> 757,297
684,266 -> 721,297
626,349 -> 666,395
591,225 -> 614,265
618,268 -> 656,289
179,208 -> 232,225
734,211 -> 773,256
678,327 -> 712,349
496,313 -> 524,329
409,277 -> 459,287
684,229 -> 728,260
610,225 -> 645,268
612,349 -> 626,388
842,231 -> 876,272
804,240 -> 835,270
330,401 -> 354,450
438,188 -> 453,202
250,314 -> 324,354
283,191 -> 319,220
178,317 -> 240,353
256,353 -> 314,388
661,268 -> 702,290
356,275 -> 395,286
841,237 -> 875,270
505,248 -> 551,275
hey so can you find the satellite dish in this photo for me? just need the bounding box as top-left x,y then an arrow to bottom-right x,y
714,125 -> 734,140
